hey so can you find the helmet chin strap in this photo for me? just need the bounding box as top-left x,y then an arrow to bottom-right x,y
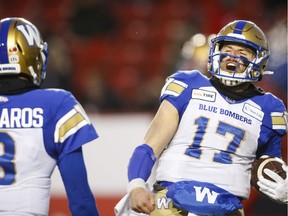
218,78 -> 244,87
217,70 -> 274,87
214,67 -> 248,87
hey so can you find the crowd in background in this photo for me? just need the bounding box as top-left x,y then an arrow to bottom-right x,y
0,0 -> 285,113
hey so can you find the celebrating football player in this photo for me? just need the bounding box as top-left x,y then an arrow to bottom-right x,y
0,18 -> 100,215
119,20 -> 287,216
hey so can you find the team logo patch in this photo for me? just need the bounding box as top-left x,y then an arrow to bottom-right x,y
191,89 -> 216,102
242,103 -> 264,121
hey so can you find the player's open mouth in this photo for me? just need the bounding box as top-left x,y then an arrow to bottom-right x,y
226,63 -> 236,71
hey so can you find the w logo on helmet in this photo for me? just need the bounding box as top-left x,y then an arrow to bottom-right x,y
16,24 -> 41,47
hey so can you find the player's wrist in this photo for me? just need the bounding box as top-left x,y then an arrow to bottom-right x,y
128,144 -> 156,182
281,191 -> 288,204
127,178 -> 146,194
277,179 -> 288,204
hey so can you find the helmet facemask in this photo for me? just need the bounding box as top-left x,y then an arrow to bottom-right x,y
38,42 -> 48,85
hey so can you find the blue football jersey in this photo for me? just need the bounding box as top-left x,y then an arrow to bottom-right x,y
156,70 -> 287,199
0,88 -> 98,215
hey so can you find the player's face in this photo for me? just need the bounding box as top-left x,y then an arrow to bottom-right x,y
219,43 -> 255,74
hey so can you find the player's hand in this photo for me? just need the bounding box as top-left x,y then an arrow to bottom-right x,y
130,187 -> 155,214
257,165 -> 288,204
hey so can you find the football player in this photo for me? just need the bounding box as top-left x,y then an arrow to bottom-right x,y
123,20 -> 287,215
0,18 -> 100,215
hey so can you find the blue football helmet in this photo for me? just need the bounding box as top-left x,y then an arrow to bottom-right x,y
0,17 -> 48,86
208,20 -> 270,86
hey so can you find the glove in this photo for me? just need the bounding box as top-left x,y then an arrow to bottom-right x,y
257,164 -> 288,204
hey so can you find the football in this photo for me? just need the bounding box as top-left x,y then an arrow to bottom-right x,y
250,156 -> 286,192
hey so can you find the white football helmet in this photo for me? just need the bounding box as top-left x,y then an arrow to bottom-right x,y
0,17 -> 48,86
208,20 -> 270,86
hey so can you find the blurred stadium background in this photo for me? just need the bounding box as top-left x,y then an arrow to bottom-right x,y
0,0 -> 286,215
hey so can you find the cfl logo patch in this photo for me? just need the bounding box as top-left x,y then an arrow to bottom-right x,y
9,55 -> 19,63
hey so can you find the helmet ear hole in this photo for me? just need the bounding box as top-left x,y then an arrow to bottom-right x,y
16,43 -> 23,53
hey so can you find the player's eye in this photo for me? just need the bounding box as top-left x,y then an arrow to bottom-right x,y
221,47 -> 231,53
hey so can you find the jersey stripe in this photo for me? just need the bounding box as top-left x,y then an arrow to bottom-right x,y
167,83 -> 185,94
59,113 -> 85,139
162,78 -> 188,97
271,112 -> 287,130
54,106 -> 89,143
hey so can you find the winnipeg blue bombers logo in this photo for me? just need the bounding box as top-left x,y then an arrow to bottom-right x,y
194,186 -> 219,203
16,24 -> 41,47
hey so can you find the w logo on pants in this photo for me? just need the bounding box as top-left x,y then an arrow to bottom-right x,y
193,186 -> 219,203
166,180 -> 243,215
